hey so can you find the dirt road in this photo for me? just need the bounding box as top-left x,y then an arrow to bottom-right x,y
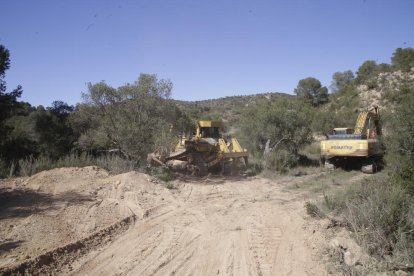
0,167 -> 327,275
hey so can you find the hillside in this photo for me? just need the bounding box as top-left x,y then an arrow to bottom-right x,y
357,69 -> 414,110
173,92 -> 292,124
172,68 -> 414,129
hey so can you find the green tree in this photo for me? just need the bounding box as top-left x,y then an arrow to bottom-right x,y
0,45 -> 23,123
0,45 -> 10,78
29,102 -> 77,158
78,74 -> 189,164
240,98 -> 312,172
391,47 -> 414,72
356,60 -> 378,84
294,77 -> 328,106
0,45 -> 26,170
377,63 -> 392,73
330,70 -> 355,93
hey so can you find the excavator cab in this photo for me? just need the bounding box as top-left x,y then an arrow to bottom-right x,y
333,128 -> 353,135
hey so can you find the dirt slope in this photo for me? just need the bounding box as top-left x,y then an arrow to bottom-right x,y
0,168 -> 327,275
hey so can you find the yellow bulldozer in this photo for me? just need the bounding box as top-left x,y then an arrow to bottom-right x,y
148,120 -> 248,175
320,106 -> 384,173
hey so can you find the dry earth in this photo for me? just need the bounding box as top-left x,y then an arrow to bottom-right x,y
0,166 -> 330,275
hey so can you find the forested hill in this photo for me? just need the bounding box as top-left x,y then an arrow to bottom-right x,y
172,92 -> 292,123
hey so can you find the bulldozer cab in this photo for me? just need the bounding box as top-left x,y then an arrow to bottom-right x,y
196,121 -> 223,139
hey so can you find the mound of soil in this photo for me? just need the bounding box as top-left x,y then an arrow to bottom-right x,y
0,167 -> 173,273
1,167 -> 330,275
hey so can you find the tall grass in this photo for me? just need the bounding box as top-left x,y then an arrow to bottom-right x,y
322,176 -> 414,267
0,157 -> 9,178
17,152 -> 136,176
0,157 -> 18,178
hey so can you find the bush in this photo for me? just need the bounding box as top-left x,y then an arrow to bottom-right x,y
245,157 -> 264,176
17,153 -> 136,176
356,60 -> 378,84
154,167 -> 175,183
323,192 -> 345,213
239,98 -> 312,172
77,74 -> 192,165
347,180 -> 412,260
264,147 -> 299,173
385,86 -> 414,196
0,157 -> 9,178
365,78 -> 378,89
391,47 -> 414,72
385,89 -> 414,163
310,85 -> 359,135
322,177 -> 414,266
305,201 -> 322,218
395,164 -> 414,195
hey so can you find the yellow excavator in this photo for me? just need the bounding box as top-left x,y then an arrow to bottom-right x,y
320,107 -> 384,173
148,120 -> 248,175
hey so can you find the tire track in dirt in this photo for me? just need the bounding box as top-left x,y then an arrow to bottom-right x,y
66,198 -> 206,275
67,205 -> 182,275
0,215 -> 136,276
2,171 -> 328,275
247,224 -> 283,276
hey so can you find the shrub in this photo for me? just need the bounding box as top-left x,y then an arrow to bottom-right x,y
165,182 -> 175,189
17,153 -> 135,176
346,179 -> 412,259
395,164 -> 414,195
305,201 -> 322,218
323,192 -> 345,212
391,47 -> 414,72
322,177 -> 414,266
264,147 -> 299,173
77,74 -> 192,165
0,157 -> 9,178
245,157 -> 264,176
158,170 -> 174,182
239,98 -> 312,172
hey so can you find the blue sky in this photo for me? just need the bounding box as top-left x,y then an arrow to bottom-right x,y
1,0 -> 413,106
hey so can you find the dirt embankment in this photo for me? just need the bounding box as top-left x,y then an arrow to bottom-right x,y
0,167 -> 329,275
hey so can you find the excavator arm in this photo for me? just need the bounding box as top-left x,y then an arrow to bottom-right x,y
353,106 -> 380,136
